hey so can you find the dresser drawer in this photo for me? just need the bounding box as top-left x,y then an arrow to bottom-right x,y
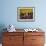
31,44 -> 44,46
24,32 -> 44,36
3,36 -> 23,46
3,42 -> 23,46
3,32 -> 23,36
3,35 -> 23,44
32,36 -> 45,44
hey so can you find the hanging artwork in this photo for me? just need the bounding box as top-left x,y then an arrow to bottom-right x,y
17,7 -> 35,22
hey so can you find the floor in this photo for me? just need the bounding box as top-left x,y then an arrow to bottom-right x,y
0,44 -> 2,46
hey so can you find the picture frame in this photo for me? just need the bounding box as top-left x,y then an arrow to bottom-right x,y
17,7 -> 35,22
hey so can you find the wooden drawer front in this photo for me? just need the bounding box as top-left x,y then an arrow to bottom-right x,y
24,32 -> 44,36
3,32 -> 23,36
24,36 -> 32,46
3,37 -> 23,46
32,36 -> 45,44
2,42 -> 23,46
3,36 -> 23,44
31,44 -> 44,46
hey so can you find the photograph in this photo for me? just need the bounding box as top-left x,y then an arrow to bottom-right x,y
17,7 -> 35,22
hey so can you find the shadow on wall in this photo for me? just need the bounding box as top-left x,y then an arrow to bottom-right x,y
0,24 -> 7,43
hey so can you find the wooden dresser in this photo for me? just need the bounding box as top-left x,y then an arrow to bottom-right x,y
2,31 -> 45,46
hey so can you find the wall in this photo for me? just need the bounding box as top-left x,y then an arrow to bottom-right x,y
0,0 -> 46,30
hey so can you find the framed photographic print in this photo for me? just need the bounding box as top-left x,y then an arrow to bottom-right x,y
17,7 -> 35,22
